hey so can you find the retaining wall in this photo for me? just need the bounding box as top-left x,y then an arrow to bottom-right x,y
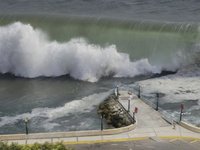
0,122 -> 136,141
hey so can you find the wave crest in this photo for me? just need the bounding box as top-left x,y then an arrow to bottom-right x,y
0,22 -> 161,82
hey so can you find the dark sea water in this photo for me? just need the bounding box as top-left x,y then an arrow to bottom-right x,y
1,0 -> 200,22
0,0 -> 200,133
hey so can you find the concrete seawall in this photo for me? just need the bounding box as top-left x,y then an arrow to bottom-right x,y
180,121 -> 200,133
0,123 -> 136,141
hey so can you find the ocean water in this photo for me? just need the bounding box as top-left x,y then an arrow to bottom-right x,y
0,0 -> 200,133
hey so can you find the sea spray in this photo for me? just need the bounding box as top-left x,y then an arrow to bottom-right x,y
0,22 -> 161,82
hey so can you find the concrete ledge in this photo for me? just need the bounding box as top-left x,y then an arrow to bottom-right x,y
0,123 -> 136,141
180,121 -> 200,133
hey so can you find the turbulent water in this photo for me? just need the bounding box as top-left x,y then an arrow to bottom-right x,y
0,0 -> 200,133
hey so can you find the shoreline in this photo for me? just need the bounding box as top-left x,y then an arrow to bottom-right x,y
129,65 -> 200,127
1,90 -> 199,145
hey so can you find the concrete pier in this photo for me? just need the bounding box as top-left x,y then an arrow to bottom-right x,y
118,90 -> 200,139
118,91 -> 168,128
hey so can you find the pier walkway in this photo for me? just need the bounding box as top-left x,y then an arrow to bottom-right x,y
118,90 -> 199,139
0,90 -> 199,145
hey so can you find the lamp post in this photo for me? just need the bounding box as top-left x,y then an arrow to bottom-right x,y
100,114 -> 103,131
117,86 -> 119,96
128,98 -> 130,112
180,104 -> 184,122
24,118 -> 29,135
128,92 -> 132,112
114,86 -> 119,98
156,93 -> 159,111
138,85 -> 141,99
133,107 -> 138,122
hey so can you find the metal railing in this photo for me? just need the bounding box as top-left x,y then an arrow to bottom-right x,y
129,85 -> 181,124
115,96 -> 136,124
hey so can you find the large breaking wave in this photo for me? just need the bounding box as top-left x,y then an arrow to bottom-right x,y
0,22 -> 162,82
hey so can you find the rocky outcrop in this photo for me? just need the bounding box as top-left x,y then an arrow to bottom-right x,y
98,94 -> 134,128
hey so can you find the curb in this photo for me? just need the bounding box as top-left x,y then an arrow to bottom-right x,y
180,121 -> 200,133
64,136 -> 200,145
0,123 -> 136,141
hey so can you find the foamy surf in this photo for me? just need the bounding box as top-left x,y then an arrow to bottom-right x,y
0,22 -> 162,82
0,91 -> 111,131
129,65 -> 200,127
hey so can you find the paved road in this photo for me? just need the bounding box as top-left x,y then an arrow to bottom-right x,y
70,138 -> 200,150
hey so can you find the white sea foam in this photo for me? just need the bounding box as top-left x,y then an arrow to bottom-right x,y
0,91 -> 110,129
129,65 -> 200,126
136,77 -> 200,104
0,22 -> 161,82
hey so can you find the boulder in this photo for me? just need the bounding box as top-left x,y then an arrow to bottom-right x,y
98,94 -> 134,128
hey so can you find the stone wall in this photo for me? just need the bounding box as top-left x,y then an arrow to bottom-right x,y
98,94 -> 135,128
